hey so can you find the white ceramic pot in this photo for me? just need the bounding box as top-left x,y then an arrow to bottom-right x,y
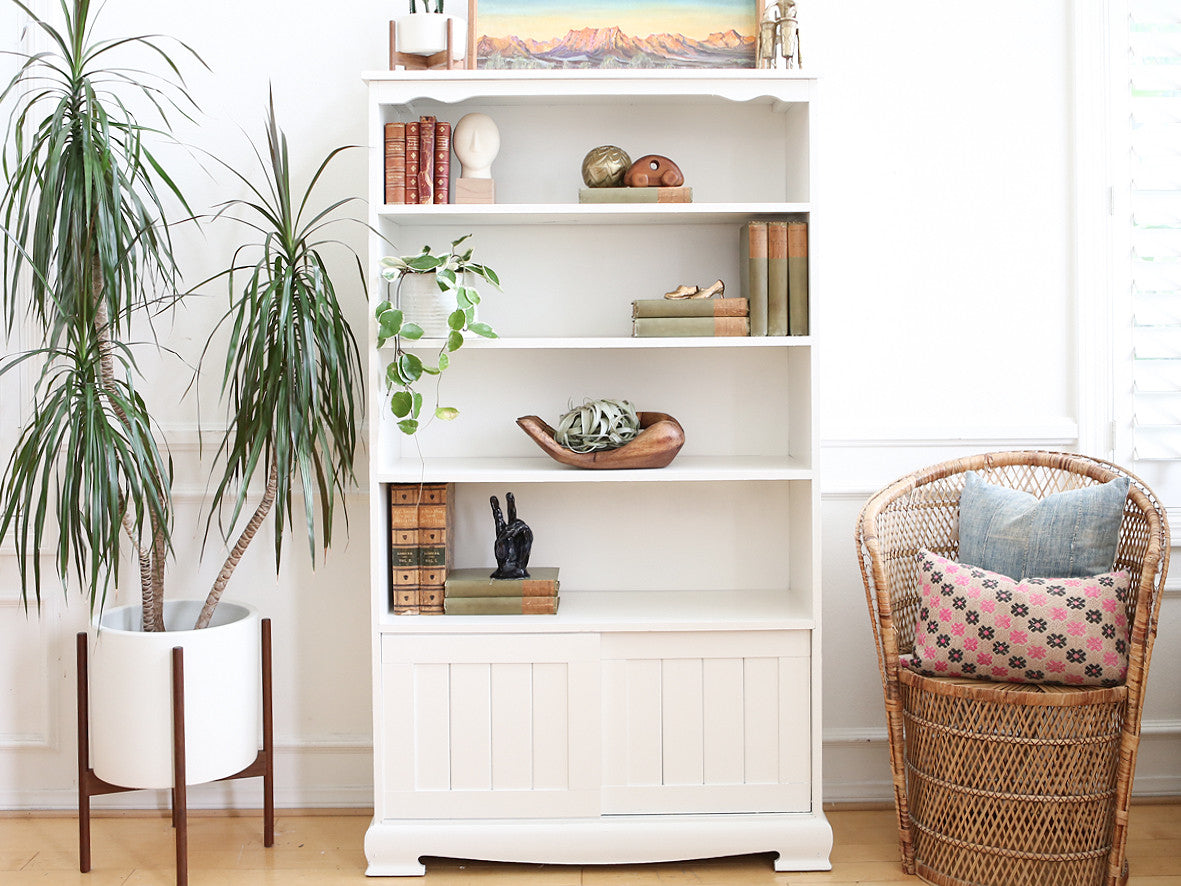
398,272 -> 458,338
397,13 -> 467,58
88,600 -> 261,789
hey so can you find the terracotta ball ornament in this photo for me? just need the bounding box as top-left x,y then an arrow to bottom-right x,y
623,154 -> 684,188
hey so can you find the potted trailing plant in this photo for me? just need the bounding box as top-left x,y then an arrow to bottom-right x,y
377,235 -> 497,435
397,0 -> 466,58
0,0 -> 362,790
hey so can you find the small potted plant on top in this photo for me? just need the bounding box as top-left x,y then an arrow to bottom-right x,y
376,234 -> 498,435
397,0 -> 467,59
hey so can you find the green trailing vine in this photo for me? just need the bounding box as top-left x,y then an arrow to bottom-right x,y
375,235 -> 498,435
554,398 -> 641,453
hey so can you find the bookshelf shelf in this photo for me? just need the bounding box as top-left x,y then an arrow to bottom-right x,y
376,202 -> 812,226
363,71 -> 829,876
377,589 -> 816,634
390,335 -> 811,350
374,455 -> 812,485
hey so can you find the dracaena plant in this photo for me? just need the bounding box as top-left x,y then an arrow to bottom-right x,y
409,1 -> 445,12
376,235 -> 498,435
194,94 -> 364,629
0,0 -> 201,630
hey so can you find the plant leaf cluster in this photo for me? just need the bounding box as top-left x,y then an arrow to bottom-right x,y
375,234 -> 498,435
554,398 -> 641,453
0,0 -> 200,615
408,1 -> 445,13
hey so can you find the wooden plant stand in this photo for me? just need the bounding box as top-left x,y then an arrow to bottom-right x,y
76,619 -> 275,886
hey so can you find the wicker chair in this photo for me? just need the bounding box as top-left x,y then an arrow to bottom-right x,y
855,451 -> 1169,886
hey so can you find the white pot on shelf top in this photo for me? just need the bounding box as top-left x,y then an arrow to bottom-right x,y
88,599 -> 261,790
396,12 -> 467,58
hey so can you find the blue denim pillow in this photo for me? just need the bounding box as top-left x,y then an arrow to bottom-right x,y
958,471 -> 1129,579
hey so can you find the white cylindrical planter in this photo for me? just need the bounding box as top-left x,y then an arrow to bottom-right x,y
88,600 -> 261,790
398,272 -> 458,338
396,13 -> 467,59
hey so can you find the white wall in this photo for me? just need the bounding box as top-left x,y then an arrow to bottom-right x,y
0,0 -> 1177,811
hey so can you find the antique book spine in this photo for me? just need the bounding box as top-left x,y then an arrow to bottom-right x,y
415,483 -> 449,614
433,120 -> 451,205
444,567 -> 560,598
389,484 -> 420,615
383,122 -> 406,205
404,122 -> 420,205
766,220 -> 789,336
577,187 -> 693,204
443,596 -> 561,615
632,316 -> 751,337
632,297 -> 749,319
787,221 -> 809,335
417,115 -> 435,205
741,221 -> 769,336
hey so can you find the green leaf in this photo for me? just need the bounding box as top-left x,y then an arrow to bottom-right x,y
386,360 -> 404,384
435,406 -> 460,421
420,365 -> 441,375
405,254 -> 444,271
447,330 -> 464,352
397,418 -> 419,435
399,322 -> 424,340
377,308 -> 403,339
438,352 -> 449,371
374,299 -> 392,319
451,233 -> 472,249
390,391 -> 413,417
448,309 -> 466,331
456,287 -> 473,310
469,322 -> 497,339
412,392 -> 423,418
399,353 -> 423,383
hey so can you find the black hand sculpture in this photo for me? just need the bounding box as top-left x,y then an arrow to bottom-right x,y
490,492 -> 533,580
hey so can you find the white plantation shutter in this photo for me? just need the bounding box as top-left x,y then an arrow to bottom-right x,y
1129,0 -> 1181,461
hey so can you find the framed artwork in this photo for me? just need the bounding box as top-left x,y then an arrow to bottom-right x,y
475,0 -> 759,70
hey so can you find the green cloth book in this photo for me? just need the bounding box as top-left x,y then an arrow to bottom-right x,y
766,221 -> 789,336
444,567 -> 560,597
633,316 -> 750,337
444,595 -> 561,615
739,222 -> 768,336
632,297 -> 749,319
787,221 -> 809,335
578,187 -> 692,203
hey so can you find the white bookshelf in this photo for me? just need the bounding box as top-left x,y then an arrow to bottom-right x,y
363,70 -> 830,876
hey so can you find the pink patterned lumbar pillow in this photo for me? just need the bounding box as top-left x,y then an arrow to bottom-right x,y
900,550 -> 1130,686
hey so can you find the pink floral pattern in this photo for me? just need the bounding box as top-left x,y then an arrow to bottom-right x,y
900,550 -> 1130,686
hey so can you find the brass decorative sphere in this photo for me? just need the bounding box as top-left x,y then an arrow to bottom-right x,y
581,145 -> 632,188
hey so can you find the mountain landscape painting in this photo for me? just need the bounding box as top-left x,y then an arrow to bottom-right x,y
476,0 -> 758,69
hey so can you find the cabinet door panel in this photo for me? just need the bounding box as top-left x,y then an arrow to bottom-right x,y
601,631 -> 811,815
380,634 -> 600,819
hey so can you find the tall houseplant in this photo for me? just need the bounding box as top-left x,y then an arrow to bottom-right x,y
0,0 -> 362,789
0,0 -> 199,630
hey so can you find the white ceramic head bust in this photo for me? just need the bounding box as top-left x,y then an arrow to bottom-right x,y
453,112 -> 500,179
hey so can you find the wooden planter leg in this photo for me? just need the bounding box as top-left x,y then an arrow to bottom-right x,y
172,646 -> 188,886
77,633 -> 92,873
261,618 -> 274,847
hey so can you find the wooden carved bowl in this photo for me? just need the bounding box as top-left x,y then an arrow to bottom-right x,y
516,412 -> 685,470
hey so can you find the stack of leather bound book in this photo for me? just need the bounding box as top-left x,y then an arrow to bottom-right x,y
631,296 -> 750,337
442,567 -> 560,615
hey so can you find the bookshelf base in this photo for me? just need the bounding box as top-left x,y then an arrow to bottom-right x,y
363,811 -> 833,876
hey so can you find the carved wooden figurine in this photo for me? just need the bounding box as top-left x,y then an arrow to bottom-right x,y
623,155 -> 684,188
490,493 -> 532,579
757,2 -> 780,69
778,0 -> 801,69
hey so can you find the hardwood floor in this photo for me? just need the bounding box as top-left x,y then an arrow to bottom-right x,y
2,804 -> 1179,885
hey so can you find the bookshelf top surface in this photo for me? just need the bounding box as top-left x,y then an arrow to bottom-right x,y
363,70 -> 817,103
378,589 -> 815,634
